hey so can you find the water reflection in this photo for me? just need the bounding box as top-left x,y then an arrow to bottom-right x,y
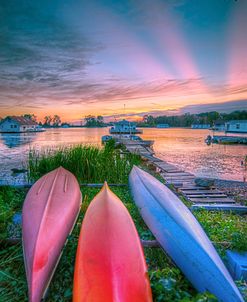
0,132 -> 37,148
140,128 -> 247,182
0,128 -> 246,182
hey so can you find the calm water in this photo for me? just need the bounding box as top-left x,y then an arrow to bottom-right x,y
0,127 -> 246,183
141,128 -> 247,182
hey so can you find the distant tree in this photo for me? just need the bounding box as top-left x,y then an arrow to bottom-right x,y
97,115 -> 103,122
23,114 -> 37,122
53,115 -> 61,127
84,115 -> 105,127
85,115 -> 96,127
44,115 -> 52,126
137,110 -> 247,128
148,115 -> 155,125
142,115 -> 149,123
97,115 -> 104,127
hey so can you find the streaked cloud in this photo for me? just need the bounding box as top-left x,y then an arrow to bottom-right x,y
228,0 -> 247,87
0,0 -> 246,121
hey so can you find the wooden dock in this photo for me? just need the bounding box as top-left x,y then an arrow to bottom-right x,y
211,135 -> 247,145
124,142 -> 247,214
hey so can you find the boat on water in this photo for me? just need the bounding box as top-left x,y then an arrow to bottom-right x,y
109,119 -> 143,134
22,167 -> 82,302
73,182 -> 152,302
156,123 -> 169,128
205,135 -> 247,145
129,166 -> 244,302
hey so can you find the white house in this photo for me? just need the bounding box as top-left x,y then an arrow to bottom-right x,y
0,116 -> 40,133
225,120 -> 247,133
109,120 -> 142,134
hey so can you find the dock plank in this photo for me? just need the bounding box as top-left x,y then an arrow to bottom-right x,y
154,162 -> 179,170
164,172 -> 194,177
163,176 -> 195,180
166,181 -> 195,187
164,179 -> 195,183
191,204 -> 247,214
188,197 -> 235,203
123,140 -> 237,208
180,186 -> 214,190
180,190 -> 223,194
163,170 -> 184,173
186,194 -> 228,198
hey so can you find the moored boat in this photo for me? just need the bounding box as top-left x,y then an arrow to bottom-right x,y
22,167 -> 82,302
129,166 -> 244,302
109,119 -> 143,134
73,182 -> 152,302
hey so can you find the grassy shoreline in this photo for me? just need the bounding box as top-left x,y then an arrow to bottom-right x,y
0,143 -> 246,301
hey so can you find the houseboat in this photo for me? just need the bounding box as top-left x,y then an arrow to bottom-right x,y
191,123 -> 210,129
157,124 -> 169,128
225,120 -> 247,133
0,116 -> 45,133
109,120 -> 142,134
205,135 -> 247,145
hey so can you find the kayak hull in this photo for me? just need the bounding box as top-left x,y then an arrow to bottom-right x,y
129,166 -> 243,302
73,183 -> 152,302
22,167 -> 82,302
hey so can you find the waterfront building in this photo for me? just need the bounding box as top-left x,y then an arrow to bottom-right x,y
191,123 -> 210,129
157,124 -> 169,128
109,120 -> 142,134
212,120 -> 226,131
226,120 -> 247,133
0,116 -> 43,133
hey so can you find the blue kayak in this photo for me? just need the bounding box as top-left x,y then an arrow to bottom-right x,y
129,166 -> 243,302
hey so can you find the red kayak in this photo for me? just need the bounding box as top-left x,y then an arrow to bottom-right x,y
22,167 -> 82,302
73,182 -> 152,302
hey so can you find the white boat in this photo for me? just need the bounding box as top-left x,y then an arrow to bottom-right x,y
129,166 -> 244,302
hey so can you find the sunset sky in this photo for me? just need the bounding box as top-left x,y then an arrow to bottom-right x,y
0,0 -> 246,123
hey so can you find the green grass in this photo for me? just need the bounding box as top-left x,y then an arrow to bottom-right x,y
1,185 -> 246,301
193,210 -> 247,255
28,141 -> 141,184
0,187 -> 26,240
1,143 -> 247,301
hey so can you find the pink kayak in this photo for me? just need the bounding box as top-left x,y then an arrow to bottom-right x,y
73,182 -> 153,302
22,167 -> 82,302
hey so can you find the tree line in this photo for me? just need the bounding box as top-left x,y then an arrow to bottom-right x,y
19,114 -> 106,127
20,114 -> 62,127
84,115 -> 106,127
137,110 -> 247,127
1,110 -> 246,128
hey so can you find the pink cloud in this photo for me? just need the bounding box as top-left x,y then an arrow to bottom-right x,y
228,1 -> 247,87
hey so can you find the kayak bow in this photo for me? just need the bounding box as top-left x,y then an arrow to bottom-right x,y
22,167 -> 82,302
73,182 -> 152,302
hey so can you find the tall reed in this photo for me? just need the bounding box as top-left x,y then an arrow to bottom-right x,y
28,141 -> 141,183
